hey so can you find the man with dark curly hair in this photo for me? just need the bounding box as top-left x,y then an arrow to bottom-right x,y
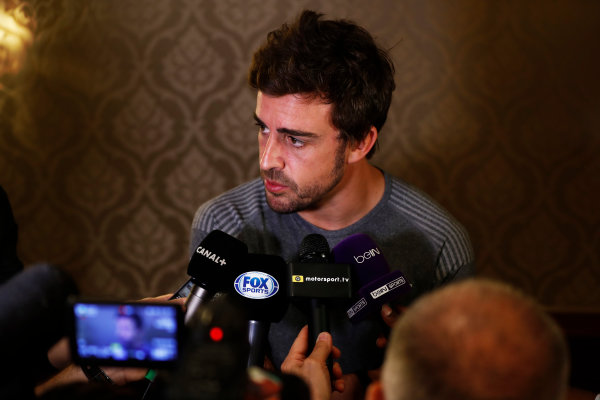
190,10 -> 475,399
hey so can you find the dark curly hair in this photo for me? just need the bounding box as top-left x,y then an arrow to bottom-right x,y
248,10 -> 395,159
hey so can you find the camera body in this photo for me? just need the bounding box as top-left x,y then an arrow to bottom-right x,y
68,299 -> 184,369
162,294 -> 250,400
67,295 -> 250,399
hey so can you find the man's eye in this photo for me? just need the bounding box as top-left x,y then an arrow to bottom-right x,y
255,123 -> 269,134
288,136 -> 304,148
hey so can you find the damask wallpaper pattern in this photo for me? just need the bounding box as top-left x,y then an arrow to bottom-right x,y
0,0 -> 598,307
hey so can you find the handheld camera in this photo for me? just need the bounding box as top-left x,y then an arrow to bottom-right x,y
68,299 -> 184,368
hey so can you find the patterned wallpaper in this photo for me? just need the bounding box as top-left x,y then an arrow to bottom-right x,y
1,0 -> 599,307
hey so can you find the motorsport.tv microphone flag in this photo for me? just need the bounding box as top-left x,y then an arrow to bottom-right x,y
287,262 -> 353,298
331,233 -> 412,323
289,233 -> 352,378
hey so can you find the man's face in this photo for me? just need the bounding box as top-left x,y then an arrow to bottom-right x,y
255,91 -> 348,214
115,316 -> 137,342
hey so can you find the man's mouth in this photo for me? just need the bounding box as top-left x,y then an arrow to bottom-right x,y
263,178 -> 288,193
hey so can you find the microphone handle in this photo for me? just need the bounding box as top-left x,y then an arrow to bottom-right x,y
184,284 -> 212,324
142,281 -> 208,400
247,320 -> 270,368
308,298 -> 333,374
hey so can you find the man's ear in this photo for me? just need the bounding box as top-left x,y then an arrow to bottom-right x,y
347,126 -> 378,164
365,380 -> 385,400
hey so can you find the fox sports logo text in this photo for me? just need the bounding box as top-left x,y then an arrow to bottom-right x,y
234,271 -> 279,299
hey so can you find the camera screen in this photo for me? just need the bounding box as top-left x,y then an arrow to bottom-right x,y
70,301 -> 183,367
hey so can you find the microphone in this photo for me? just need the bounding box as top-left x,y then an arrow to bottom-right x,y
289,234 -> 353,371
331,233 -> 412,323
142,231 -> 248,400
230,253 -> 288,367
182,230 -> 248,324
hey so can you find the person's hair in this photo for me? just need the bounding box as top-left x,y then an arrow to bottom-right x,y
381,278 -> 570,400
248,9 -> 395,158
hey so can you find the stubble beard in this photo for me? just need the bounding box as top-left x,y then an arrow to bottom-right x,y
261,143 -> 347,214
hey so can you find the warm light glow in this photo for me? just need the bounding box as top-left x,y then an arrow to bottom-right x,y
0,5 -> 34,76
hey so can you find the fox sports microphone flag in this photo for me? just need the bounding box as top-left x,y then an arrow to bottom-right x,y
231,253 -> 288,367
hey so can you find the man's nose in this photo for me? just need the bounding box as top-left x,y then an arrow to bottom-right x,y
260,134 -> 284,171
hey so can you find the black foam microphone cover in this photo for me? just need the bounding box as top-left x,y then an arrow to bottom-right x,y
187,230 -> 248,292
299,233 -> 332,263
298,234 -> 333,369
184,230 -> 248,323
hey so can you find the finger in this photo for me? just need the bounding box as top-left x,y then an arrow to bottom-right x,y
138,293 -> 173,303
168,296 -> 187,308
375,334 -> 388,349
308,331 -> 332,362
330,344 -> 342,360
331,361 -> 343,381
381,303 -> 398,327
290,325 -> 310,357
102,366 -> 147,385
137,294 -> 186,309
281,326 -> 310,374
333,377 -> 345,393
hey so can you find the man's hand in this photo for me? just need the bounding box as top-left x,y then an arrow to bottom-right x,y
369,303 -> 407,382
375,303 -> 405,348
139,293 -> 187,308
281,325 -> 344,400
100,365 -> 149,385
36,293 -> 185,397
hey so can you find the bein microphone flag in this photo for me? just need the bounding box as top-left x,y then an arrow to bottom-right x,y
332,233 -> 412,323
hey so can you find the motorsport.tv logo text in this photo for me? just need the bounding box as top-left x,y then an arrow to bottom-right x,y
291,275 -> 350,283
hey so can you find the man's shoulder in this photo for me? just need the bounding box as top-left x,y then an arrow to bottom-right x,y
201,178 -> 264,209
382,172 -> 472,250
191,178 -> 266,233
385,173 -> 456,221
383,172 -> 474,278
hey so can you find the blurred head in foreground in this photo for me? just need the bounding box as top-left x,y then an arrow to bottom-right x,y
378,278 -> 570,400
